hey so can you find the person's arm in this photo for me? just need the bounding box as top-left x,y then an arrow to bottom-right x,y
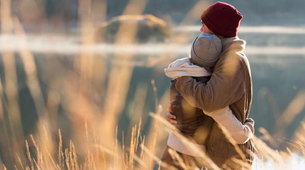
175,55 -> 245,112
205,107 -> 254,144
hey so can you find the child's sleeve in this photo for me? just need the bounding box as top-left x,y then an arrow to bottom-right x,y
204,107 -> 255,144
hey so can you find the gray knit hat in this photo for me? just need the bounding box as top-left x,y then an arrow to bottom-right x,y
190,33 -> 222,67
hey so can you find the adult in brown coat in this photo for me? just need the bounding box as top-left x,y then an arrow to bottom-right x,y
166,2 -> 255,169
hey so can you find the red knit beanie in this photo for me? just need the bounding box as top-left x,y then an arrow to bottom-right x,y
201,1 -> 242,37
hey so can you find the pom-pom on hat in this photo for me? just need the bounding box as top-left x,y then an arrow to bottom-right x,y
201,1 -> 243,37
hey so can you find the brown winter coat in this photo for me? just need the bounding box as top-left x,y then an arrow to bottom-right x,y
169,77 -> 214,145
175,38 -> 255,169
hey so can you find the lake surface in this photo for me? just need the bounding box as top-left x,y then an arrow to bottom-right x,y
1,25 -> 305,150
1,25 -> 305,170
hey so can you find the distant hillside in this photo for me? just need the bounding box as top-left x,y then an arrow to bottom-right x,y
107,0 -> 305,25
15,0 -> 305,30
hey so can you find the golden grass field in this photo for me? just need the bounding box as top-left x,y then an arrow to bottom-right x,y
1,0 -> 305,169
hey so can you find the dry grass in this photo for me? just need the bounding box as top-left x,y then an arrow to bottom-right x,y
1,0 -> 305,170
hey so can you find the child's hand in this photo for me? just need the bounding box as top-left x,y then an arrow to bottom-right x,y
166,112 -> 177,124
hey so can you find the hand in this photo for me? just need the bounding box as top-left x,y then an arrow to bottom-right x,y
245,118 -> 254,124
166,112 -> 177,124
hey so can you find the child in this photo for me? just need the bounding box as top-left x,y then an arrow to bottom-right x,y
162,33 -> 254,168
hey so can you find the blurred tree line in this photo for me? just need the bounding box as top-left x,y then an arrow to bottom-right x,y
11,0 -> 305,30
107,0 -> 305,24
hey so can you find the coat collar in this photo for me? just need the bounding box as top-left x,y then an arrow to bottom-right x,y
221,36 -> 246,52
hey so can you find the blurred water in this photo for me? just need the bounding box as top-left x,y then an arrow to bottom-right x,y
1,25 -> 305,169
2,25 -> 305,55
1,26 -> 305,140
253,153 -> 305,170
1,36 -> 305,55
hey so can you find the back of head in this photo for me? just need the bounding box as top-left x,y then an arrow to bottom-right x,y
201,1 -> 243,37
190,33 -> 222,67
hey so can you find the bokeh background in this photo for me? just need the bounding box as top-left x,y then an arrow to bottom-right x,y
1,0 -> 305,169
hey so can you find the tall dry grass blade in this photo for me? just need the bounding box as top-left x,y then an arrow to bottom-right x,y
13,18 -> 57,170
230,158 -> 252,170
69,141 -> 75,170
29,135 -> 40,164
68,2 -> 104,164
46,91 -> 60,131
144,107 -> 163,169
122,0 -> 148,15
101,60 -> 135,147
1,0 -> 25,166
0,79 -> 15,168
95,144 -> 120,169
93,131 -> 99,163
168,148 -> 187,169
25,141 -> 34,170
121,131 -> 125,168
32,159 -> 41,170
78,0 -> 95,84
277,90 -> 305,126
133,154 -> 147,169
274,90 -> 305,142
115,0 -> 148,45
85,120 -> 89,147
301,144 -> 305,158
126,84 -> 146,152
140,136 -> 145,160
101,149 -> 107,170
264,90 -> 281,121
17,155 -> 25,170
58,129 -> 63,169
180,0 -> 211,25
73,141 -> 80,170
0,80 -> 3,121
0,159 -> 3,169
129,84 -> 147,131
259,127 -> 277,147
151,80 -> 159,112
286,147 -> 292,155
70,141 -> 79,170
45,147 -> 59,170
129,126 -> 136,169
101,0 -> 148,151
95,145 -> 119,158
135,119 -> 142,153
253,136 -> 283,161
37,125 -> 56,170
94,130 -> 107,169
92,0 -> 107,38
293,122 -> 305,150
114,126 -> 119,169
293,140 -> 305,157
142,80 -> 161,169
174,0 -> 211,43
65,148 -> 70,170
92,154 -> 97,170
140,144 -> 172,170
13,18 -> 47,119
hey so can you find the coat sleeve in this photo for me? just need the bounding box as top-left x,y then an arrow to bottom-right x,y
204,107 -> 254,144
175,54 -> 245,112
